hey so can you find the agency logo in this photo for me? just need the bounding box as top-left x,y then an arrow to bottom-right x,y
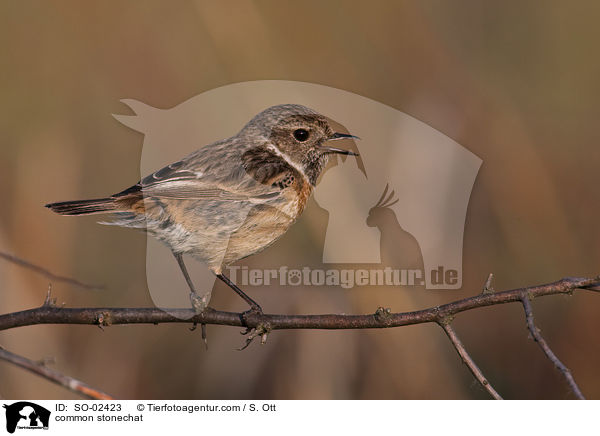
112,80 -> 481,312
2,402 -> 50,433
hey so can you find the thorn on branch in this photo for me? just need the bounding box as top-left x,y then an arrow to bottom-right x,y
42,284 -> 58,308
482,273 -> 495,294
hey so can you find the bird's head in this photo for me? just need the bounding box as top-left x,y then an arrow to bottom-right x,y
240,104 -> 358,185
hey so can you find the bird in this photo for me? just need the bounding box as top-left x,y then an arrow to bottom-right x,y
46,104 -> 359,315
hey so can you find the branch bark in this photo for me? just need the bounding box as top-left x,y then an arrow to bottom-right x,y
0,347 -> 113,400
1,276 -> 596,331
439,321 -> 503,400
0,275 -> 597,399
521,296 -> 585,399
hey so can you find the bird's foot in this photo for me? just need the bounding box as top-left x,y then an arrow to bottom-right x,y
238,322 -> 271,350
237,305 -> 268,350
189,322 -> 209,350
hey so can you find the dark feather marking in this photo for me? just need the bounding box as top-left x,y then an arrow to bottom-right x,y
113,160 -> 197,199
242,146 -> 299,188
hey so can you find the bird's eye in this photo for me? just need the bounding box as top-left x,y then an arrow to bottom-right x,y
293,128 -> 310,142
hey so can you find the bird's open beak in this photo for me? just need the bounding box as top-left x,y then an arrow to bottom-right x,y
319,132 -> 360,156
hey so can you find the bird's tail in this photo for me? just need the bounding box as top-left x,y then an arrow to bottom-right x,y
45,198 -> 116,216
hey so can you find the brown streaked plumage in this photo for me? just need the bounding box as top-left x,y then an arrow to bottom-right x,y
46,104 -> 358,314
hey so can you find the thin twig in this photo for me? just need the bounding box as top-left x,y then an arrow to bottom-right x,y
521,296 -> 585,399
0,250 -> 102,290
438,321 -> 503,399
0,347 -> 113,400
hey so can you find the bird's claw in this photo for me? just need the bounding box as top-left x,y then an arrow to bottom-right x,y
189,321 -> 209,350
239,305 -> 264,336
238,322 -> 271,350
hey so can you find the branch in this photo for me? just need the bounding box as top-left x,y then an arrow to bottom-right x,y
0,347 -> 113,400
0,275 -> 597,399
521,296 -> 585,399
1,276 -> 596,331
439,321 -> 503,399
0,250 -> 102,290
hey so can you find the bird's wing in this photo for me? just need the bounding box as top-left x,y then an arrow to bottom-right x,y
137,180 -> 281,202
113,139 -> 296,203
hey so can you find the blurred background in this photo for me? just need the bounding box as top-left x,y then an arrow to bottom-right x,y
1,0 -> 599,399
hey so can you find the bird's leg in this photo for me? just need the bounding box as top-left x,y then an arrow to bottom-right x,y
216,272 -> 268,349
173,252 -> 210,314
216,273 -> 263,315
